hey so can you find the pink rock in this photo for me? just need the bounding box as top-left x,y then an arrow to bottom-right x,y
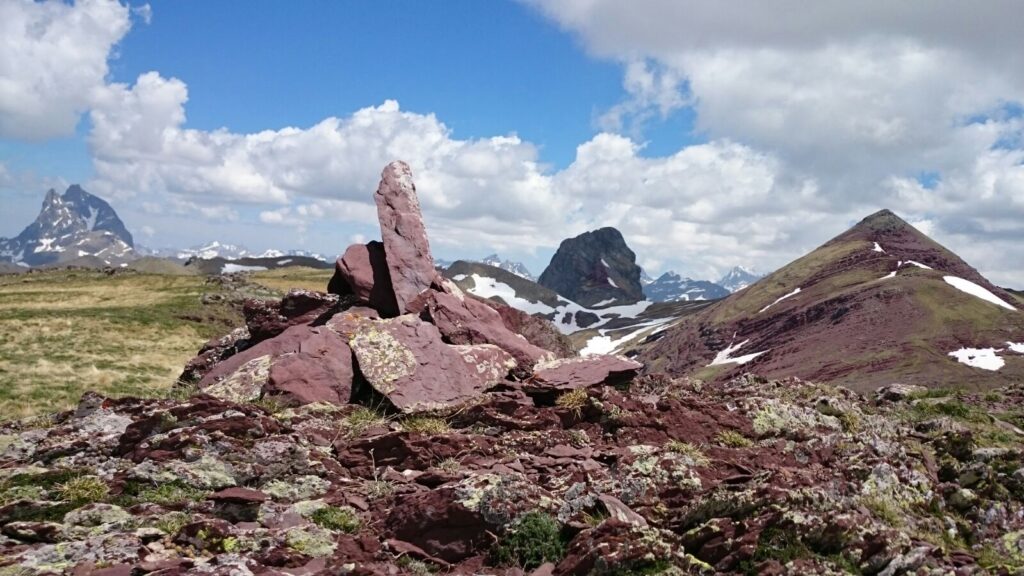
244,290 -> 338,342
342,314 -> 516,413
528,355 -> 643,391
420,281 -> 554,369
265,350 -> 353,405
329,241 -> 399,316
374,161 -> 437,313
208,487 -> 269,503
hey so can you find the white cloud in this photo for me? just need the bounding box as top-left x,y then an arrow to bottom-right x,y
0,0 -> 132,139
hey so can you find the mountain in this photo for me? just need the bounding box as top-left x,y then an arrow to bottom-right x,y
0,185 -> 135,267
538,227 -> 644,307
640,269 -> 655,285
480,253 -> 535,280
643,272 -> 730,302
718,265 -> 762,292
164,242 -> 328,262
630,209 -> 1024,392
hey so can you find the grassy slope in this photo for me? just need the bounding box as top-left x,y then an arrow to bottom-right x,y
0,270 -> 242,421
250,267 -> 334,294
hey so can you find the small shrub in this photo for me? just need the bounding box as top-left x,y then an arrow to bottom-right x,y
555,389 -> 589,415
396,556 -> 436,575
567,429 -> 590,447
491,512 -> 567,570
664,440 -> 710,466
311,505 -> 360,533
57,475 -> 108,503
401,416 -> 450,435
367,479 -> 394,500
137,482 -> 208,506
252,395 -> 286,414
716,430 -> 753,448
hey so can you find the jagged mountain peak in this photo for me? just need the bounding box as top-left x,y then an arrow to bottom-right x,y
0,185 -> 135,267
538,226 -> 643,307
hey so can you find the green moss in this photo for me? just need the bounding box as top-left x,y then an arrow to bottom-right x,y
310,505 -> 360,533
118,480 -> 208,507
716,430 -> 753,448
491,512 -> 567,570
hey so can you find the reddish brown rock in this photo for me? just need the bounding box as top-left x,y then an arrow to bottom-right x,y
527,355 -> 643,391
344,314 -> 516,413
197,324 -> 352,405
420,281 -> 554,369
482,297 -> 577,358
208,487 -> 269,503
244,290 -> 339,342
374,161 -> 437,313
328,241 -> 398,317
385,488 -> 490,562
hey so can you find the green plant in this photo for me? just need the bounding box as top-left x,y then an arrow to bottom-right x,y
396,556 -> 436,575
129,481 -> 208,506
154,511 -> 190,535
57,475 -> 108,503
436,458 -> 460,474
555,389 -> 589,415
401,416 -> 450,435
311,505 -> 360,533
664,440 -> 710,466
341,406 -> 388,438
716,430 -> 753,448
491,512 -> 567,570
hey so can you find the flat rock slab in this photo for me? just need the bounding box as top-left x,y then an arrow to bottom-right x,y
343,314 -> 516,413
527,355 -> 643,391
421,282 -> 554,369
374,161 -> 437,313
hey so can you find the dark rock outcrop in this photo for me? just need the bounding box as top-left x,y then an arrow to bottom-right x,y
328,241 -> 398,316
538,227 -> 644,307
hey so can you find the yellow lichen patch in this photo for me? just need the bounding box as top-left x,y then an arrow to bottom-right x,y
349,323 -> 417,395
203,355 -> 271,403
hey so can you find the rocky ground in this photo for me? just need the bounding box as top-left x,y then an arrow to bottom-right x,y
3,163 -> 1023,574
2,377 -> 1023,574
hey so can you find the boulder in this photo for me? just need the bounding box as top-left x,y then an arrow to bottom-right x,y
374,161 -> 437,313
340,314 -> 516,413
328,241 -> 398,317
197,323 -> 353,406
527,355 -> 643,391
480,297 -> 577,358
419,281 -> 554,369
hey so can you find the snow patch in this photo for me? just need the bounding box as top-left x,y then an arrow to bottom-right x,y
580,317 -> 676,356
222,264 -> 268,273
903,260 -> 932,270
608,277 -> 619,288
759,287 -> 801,313
276,259 -> 293,265
872,242 -> 885,253
467,275 -> 555,315
1007,342 -> 1024,354
708,339 -> 769,366
880,271 -> 897,280
943,276 -> 1017,311
948,348 -> 1005,371
592,298 -> 617,308
451,274 -> 467,282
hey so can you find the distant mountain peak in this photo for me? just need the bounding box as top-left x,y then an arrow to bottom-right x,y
644,271 -> 729,302
0,185 -> 135,267
719,266 -> 762,293
538,227 -> 643,307
852,208 -> 912,234
480,253 -> 535,280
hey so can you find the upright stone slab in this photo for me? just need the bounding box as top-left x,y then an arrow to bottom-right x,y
374,161 -> 437,313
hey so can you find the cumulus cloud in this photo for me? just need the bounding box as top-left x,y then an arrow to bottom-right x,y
526,0 -> 1024,284
0,0 -> 132,139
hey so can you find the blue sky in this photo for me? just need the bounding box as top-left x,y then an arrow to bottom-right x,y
2,0 -> 1024,286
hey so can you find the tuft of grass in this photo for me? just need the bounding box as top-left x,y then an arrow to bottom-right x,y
401,416 -> 450,435
664,440 -> 710,466
154,511 -> 191,535
555,389 -> 589,415
861,495 -> 905,527
396,556 -> 437,575
491,512 -> 567,570
57,475 -> 109,504
310,505 -> 360,533
341,406 -> 389,438
435,458 -> 460,474
716,430 -> 754,448
133,481 -> 208,507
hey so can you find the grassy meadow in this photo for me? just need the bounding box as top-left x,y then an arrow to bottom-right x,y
0,270 -> 241,420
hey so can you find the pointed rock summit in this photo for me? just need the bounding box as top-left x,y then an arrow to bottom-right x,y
186,162 -> 641,413
633,208 -> 1024,391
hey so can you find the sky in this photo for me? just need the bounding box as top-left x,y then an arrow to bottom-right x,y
1,1 -> 1023,287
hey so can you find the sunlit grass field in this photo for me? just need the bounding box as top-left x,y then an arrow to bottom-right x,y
0,270 -> 244,421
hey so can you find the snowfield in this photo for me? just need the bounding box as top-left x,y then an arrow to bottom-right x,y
943,276 -> 1017,311
222,264 -> 269,273
708,339 -> 769,366
948,347 -> 1005,371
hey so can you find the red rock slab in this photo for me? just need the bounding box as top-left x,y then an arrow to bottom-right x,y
345,314 -> 516,413
420,280 -> 554,369
208,487 -> 269,503
374,161 -> 437,313
527,355 -> 643,391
